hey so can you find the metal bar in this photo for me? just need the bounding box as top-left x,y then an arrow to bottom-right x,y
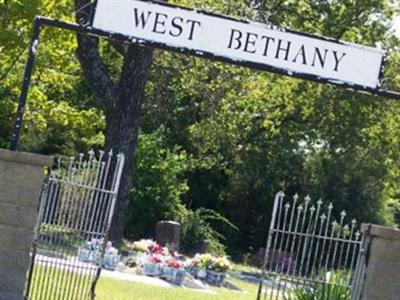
265,192 -> 284,300
10,14 -> 400,151
24,180 -> 48,298
306,200 -> 322,278
261,193 -> 364,300
257,191 -> 283,300
310,210 -> 326,279
26,151 -> 127,300
271,229 -> 362,244
9,17 -> 42,150
39,16 -> 400,100
63,159 -> 89,300
274,194 -> 298,299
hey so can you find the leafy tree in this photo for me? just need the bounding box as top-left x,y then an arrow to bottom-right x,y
1,0 -> 400,256
74,0 -> 161,241
126,128 -> 189,239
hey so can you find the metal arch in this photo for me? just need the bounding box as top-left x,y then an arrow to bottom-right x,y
9,6 -> 400,150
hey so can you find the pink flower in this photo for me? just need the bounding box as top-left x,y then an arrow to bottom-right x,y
149,254 -> 163,264
165,258 -> 182,269
150,244 -> 163,254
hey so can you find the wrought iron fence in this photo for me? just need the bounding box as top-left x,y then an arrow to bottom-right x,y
25,150 -> 125,300
257,191 -> 364,300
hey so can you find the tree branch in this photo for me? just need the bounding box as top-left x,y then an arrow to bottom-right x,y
75,0 -> 116,111
109,39 -> 129,56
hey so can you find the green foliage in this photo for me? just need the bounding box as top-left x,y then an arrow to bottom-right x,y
0,0 -> 100,154
141,0 -> 400,254
127,128 -> 189,238
180,208 -> 238,256
289,271 -> 351,300
291,283 -> 350,300
1,0 -> 400,256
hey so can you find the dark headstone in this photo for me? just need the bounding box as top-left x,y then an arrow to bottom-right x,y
156,221 -> 181,251
252,247 -> 266,266
253,248 -> 293,270
192,240 -> 210,254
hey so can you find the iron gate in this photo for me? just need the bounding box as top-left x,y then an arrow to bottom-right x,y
25,150 -> 125,300
257,191 -> 365,300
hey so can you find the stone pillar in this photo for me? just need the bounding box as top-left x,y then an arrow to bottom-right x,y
156,221 -> 181,252
0,149 -> 53,300
360,224 -> 400,300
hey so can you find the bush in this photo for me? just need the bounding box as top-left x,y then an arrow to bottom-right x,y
180,208 -> 237,256
289,270 -> 351,300
126,128 -> 189,239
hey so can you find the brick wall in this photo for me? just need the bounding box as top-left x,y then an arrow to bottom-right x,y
0,149 -> 52,300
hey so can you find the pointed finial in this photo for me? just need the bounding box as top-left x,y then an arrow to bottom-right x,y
310,206 -> 316,213
317,199 -> 323,206
305,195 -> 311,203
293,193 -> 299,201
328,203 -> 334,210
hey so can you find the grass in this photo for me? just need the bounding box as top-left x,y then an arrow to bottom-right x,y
96,277 -> 259,300
30,265 -> 259,300
231,262 -> 262,274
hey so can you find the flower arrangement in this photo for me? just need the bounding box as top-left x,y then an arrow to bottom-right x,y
105,241 -> 118,255
132,239 -> 156,253
87,238 -> 103,250
190,253 -> 232,272
78,239 -> 121,270
165,258 -> 183,270
103,241 -> 120,270
212,256 -> 232,273
150,244 -> 170,256
148,253 -> 164,264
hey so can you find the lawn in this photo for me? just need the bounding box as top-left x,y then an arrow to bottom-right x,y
29,265 -> 260,300
96,277 -> 259,300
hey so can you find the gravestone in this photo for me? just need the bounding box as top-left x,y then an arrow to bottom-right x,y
156,221 -> 181,252
0,149 -> 53,300
252,248 -> 266,266
192,240 -> 210,254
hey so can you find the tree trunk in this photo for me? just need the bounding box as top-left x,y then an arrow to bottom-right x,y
75,0 -> 154,242
105,46 -> 154,242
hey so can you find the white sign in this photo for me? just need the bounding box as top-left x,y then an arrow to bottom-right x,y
92,0 -> 385,89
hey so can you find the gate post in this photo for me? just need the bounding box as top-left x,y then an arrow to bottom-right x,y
0,149 -> 52,300
358,224 -> 400,300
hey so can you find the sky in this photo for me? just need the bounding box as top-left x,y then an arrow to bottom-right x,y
395,16 -> 400,37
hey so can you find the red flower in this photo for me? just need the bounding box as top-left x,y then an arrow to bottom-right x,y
165,258 -> 182,269
149,254 -> 163,264
150,244 -> 163,254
